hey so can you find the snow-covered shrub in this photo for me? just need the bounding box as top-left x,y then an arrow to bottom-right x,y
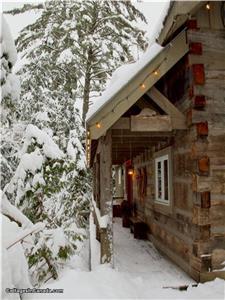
1,215 -> 31,300
0,16 -> 21,188
1,191 -> 34,299
7,124 -> 90,284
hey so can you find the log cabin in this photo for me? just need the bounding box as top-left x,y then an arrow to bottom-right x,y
86,1 -> 225,282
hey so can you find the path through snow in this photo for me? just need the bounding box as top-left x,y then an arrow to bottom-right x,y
28,217 -> 225,299
113,218 -> 193,287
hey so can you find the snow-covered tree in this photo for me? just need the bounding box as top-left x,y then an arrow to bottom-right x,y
0,16 -> 21,188
9,0 -> 148,123
4,0 -> 147,284
1,13 -> 90,285
7,123 -> 89,284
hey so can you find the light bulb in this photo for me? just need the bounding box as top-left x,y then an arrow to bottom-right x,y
206,3 -> 210,10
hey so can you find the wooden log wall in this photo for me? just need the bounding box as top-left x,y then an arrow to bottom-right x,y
132,4 -> 225,282
186,12 -> 225,281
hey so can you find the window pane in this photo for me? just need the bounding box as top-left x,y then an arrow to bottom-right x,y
157,161 -> 162,199
164,159 -> 168,201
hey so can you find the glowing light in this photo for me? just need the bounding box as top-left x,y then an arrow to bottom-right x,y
96,122 -> 101,129
140,83 -> 146,90
206,3 -> 210,10
128,168 -> 134,175
154,70 -> 159,76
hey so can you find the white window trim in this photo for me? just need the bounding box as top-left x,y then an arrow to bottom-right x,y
155,154 -> 170,205
118,167 -> 122,185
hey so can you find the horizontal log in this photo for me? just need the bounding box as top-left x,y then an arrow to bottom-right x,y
200,270 -> 225,282
192,241 -> 211,257
210,206 -> 225,226
190,255 -> 211,273
150,235 -> 191,276
112,129 -> 174,137
130,115 -> 172,132
192,224 -> 211,241
192,206 -> 210,225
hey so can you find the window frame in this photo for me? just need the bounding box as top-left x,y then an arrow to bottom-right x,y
154,147 -> 173,211
155,154 -> 170,205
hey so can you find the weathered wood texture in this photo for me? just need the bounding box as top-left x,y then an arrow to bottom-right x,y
131,115 -> 172,132
131,21 -> 225,282
182,23 -> 225,280
99,130 -> 113,264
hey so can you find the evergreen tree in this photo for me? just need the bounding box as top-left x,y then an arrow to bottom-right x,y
10,0 -> 148,123
7,123 -> 89,284
4,0 -> 148,284
0,16 -> 22,188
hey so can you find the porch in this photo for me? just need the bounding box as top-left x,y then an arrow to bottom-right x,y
113,218 -> 193,286
87,20 -> 225,281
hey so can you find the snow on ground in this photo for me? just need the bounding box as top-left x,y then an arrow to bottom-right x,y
113,218 -> 193,283
27,218 -> 224,299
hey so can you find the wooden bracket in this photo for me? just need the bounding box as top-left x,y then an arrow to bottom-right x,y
147,87 -> 187,130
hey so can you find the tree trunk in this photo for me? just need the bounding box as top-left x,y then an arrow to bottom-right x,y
82,50 -> 92,125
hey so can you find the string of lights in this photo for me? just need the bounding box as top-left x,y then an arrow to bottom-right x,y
86,52 -> 169,164
91,53 -> 170,130
86,2 -> 214,165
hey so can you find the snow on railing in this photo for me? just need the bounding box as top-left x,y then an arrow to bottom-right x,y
91,195 -> 109,229
6,222 -> 45,250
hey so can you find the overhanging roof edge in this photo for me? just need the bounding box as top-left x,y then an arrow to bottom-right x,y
87,29 -> 189,140
86,45 -> 164,125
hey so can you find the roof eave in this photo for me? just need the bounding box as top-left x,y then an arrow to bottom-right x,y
157,1 -> 205,46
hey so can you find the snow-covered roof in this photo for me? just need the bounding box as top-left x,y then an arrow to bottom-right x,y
86,42 -> 163,122
86,28 -> 188,141
157,1 -> 203,45
86,1 -> 172,124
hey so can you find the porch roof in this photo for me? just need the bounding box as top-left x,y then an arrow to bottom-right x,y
157,1 -> 204,46
86,29 -> 188,141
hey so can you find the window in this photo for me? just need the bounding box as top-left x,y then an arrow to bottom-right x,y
155,154 -> 170,204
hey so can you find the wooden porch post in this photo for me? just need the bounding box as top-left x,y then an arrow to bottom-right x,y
99,130 -> 113,264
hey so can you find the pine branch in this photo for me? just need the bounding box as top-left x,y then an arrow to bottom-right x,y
6,222 -> 45,250
4,4 -> 44,15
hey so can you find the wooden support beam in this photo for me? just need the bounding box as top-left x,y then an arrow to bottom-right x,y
99,130 -> 113,264
112,129 -> 174,138
112,117 -> 130,130
130,115 -> 172,132
147,87 -> 187,129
